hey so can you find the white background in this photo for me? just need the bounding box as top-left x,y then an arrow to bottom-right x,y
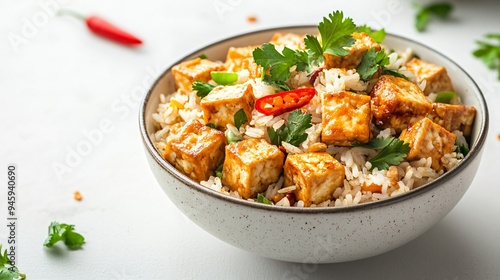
1,0 -> 500,279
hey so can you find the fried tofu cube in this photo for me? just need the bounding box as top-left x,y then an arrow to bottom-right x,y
428,103 -> 476,137
200,83 -> 255,129
270,32 -> 306,50
284,152 -> 345,207
399,118 -> 456,171
163,120 -> 226,182
371,75 -> 433,132
224,46 -> 262,78
172,58 -> 224,93
321,91 -> 371,146
405,58 -> 454,95
324,32 -> 380,69
222,138 -> 285,199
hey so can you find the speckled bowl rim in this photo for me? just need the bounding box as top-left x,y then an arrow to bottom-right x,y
139,25 -> 489,214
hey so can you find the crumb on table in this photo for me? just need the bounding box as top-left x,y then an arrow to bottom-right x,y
74,191 -> 82,201
247,15 -> 257,23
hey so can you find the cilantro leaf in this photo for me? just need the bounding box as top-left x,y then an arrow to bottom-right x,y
234,108 -> 248,130
0,245 -> 25,280
455,143 -> 469,157
352,137 -> 394,150
473,34 -> 500,80
206,123 -> 218,129
253,44 -> 299,89
318,11 -> 356,56
44,221 -> 85,249
192,81 -> 215,98
382,69 -> 409,80
357,25 -> 386,43
357,48 -> 390,80
304,35 -> 324,66
198,53 -> 207,59
367,137 -> 410,171
257,193 -> 272,205
414,3 -> 453,32
268,110 -> 312,147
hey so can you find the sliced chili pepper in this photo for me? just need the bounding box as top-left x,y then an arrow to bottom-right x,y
59,10 -> 142,46
255,88 -> 316,116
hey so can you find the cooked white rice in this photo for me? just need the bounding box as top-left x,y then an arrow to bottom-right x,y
153,45 -> 466,208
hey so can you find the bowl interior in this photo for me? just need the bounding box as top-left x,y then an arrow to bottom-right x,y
140,26 -> 488,212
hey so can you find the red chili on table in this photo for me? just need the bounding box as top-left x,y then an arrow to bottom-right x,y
59,10 -> 142,46
255,88 -> 316,116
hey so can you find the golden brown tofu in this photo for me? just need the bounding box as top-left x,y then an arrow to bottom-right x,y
321,91 -> 371,146
284,152 -> 345,207
222,138 -> 285,199
428,103 -> 476,137
399,118 -> 456,171
405,58 -> 454,95
224,46 -> 262,78
172,58 -> 224,93
200,83 -> 255,129
270,33 -> 306,50
163,120 -> 226,182
324,32 -> 380,69
371,75 -> 433,133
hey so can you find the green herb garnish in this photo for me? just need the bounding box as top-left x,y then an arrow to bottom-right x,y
234,108 -> 248,130
455,143 -> 469,157
363,137 -> 410,171
382,69 -> 409,80
206,123 -> 218,129
473,34 -> 500,80
268,109 -> 312,147
357,24 -> 386,43
215,164 -> 223,179
253,10 -> 358,89
414,2 -> 453,32
356,48 -> 390,80
0,245 -> 25,280
211,71 -> 238,85
44,221 -> 85,249
257,193 -> 272,205
198,53 -> 207,59
192,81 -> 215,98
435,91 -> 457,103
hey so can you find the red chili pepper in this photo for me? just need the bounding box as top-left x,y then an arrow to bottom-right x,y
255,88 -> 316,116
59,10 -> 142,46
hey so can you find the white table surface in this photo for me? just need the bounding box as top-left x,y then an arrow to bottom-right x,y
1,0 -> 500,279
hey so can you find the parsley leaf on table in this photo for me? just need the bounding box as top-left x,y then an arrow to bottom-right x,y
0,245 -> 26,280
192,81 -> 215,98
357,25 -> 386,44
267,109 -> 312,147
44,221 -> 85,249
473,34 -> 500,80
358,137 -> 410,171
414,2 -> 453,32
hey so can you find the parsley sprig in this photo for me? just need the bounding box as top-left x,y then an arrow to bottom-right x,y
356,48 -> 390,80
414,2 -> 453,32
355,137 -> 410,171
192,81 -> 215,98
473,34 -> 500,80
0,245 -> 25,280
253,11 -> 358,89
357,25 -> 386,44
267,109 -> 312,147
44,221 -> 85,249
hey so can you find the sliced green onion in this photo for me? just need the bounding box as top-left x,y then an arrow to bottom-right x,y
211,71 -> 238,85
225,129 -> 241,144
435,91 -> 457,104
215,164 -> 223,179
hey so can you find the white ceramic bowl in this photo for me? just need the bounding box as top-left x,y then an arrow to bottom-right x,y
139,26 -> 489,263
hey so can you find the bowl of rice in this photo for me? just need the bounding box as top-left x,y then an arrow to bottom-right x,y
140,12 -> 488,263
